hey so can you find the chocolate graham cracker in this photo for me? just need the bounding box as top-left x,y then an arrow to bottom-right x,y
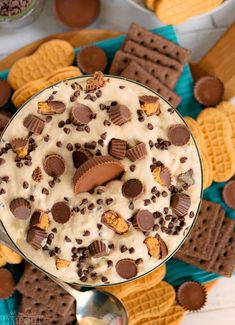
125,23 -> 191,64
16,263 -> 75,317
123,40 -> 183,72
17,295 -> 76,325
109,50 -> 180,89
175,216 -> 235,277
178,200 -> 222,260
120,61 -> 181,107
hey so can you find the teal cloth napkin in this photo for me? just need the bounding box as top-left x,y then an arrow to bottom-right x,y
0,25 -> 234,322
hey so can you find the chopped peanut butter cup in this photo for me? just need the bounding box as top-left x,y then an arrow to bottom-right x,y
108,104 -> 131,126
122,178 -> 144,200
0,269 -> 15,299
10,198 -> 31,220
72,149 -> 93,169
144,236 -> 168,259
86,71 -> 106,92
10,137 -> 28,158
23,114 -> 45,134
88,240 -> 107,258
171,193 -> 191,216
116,259 -> 137,279
168,124 -> 190,146
32,166 -> 42,182
132,210 -> 154,232
71,103 -> 93,125
102,210 -> 129,235
126,142 -> 147,162
43,154 -> 65,178
109,138 -> 127,160
73,156 -> 124,194
26,227 -> 47,250
139,95 -> 160,116
55,257 -> 71,270
29,210 -> 50,231
152,166 -> 172,187
51,201 -> 71,224
38,101 -> 66,115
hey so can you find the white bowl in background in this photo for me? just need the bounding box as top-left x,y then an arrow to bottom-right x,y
127,0 -> 233,21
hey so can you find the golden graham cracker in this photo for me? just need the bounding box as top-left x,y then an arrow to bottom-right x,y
8,39 -> 75,90
197,108 -> 235,182
104,264 -> 166,299
12,66 -> 82,108
184,116 -> 213,189
155,0 -> 223,25
123,281 -> 176,324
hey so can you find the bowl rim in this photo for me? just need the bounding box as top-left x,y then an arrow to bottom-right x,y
0,74 -> 203,287
127,0 -> 233,20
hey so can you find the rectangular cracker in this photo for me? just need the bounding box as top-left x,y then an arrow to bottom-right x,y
109,50 -> 180,89
175,217 -> 235,277
125,23 -> 191,64
17,295 -> 76,325
123,40 -> 183,72
16,263 -> 75,317
178,200 -> 222,260
120,61 -> 181,107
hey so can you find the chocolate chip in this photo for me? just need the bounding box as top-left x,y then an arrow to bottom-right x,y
120,245 -> 128,253
104,120 -> 111,126
162,191 -> 168,197
144,199 -> 151,206
99,104 -> 106,111
76,239 -> 83,245
129,201 -> 134,210
129,248 -> 135,254
106,198 -> 113,205
23,181 -> 29,189
189,211 -> 194,218
83,230 -> 90,237
0,188 -> 6,195
42,188 -> 49,195
66,143 -> 73,151
129,164 -> 136,172
65,236 -> 71,242
135,258 -> 143,265
107,260 -> 113,267
180,157 -> 188,163
108,243 -> 115,250
101,276 -> 108,283
147,123 -> 154,130
119,86 -> 125,89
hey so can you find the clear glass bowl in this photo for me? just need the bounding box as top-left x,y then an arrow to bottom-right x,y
0,75 -> 203,287
0,0 -> 45,30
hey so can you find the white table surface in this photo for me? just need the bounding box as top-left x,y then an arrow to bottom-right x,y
0,1 -> 235,324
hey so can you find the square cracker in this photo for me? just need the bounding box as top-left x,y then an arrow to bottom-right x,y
16,263 -> 75,317
109,50 -> 180,89
16,295 -> 76,325
178,200 -> 222,260
125,23 -> 191,64
120,61 -> 181,108
175,216 -> 235,277
123,40 -> 183,72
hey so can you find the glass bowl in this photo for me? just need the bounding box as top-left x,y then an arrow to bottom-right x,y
0,75 -> 203,287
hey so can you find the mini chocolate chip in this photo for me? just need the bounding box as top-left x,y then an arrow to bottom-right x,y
42,245 -> 49,251
42,188 -> 49,195
135,258 -> 143,265
80,207 -> 86,215
83,230 -> 90,237
88,203 -> 95,210
48,180 -> 55,188
153,224 -> 159,231
66,143 -> 73,151
23,181 -> 29,189
108,243 -> 115,250
46,116 -> 52,123
147,123 -> 154,130
129,164 -> 136,172
106,198 -> 113,205
189,211 -> 195,218
0,188 -> 6,195
63,127 -> 71,134
99,104 -> 106,111
107,260 -> 113,267
144,199 -> 151,206
95,149 -> 102,156
56,141 -> 62,147
104,120 -> 111,126
163,207 -> 169,214
85,125 -> 90,133
129,248 -> 135,254
98,139 -> 104,147
81,198 -> 88,205
97,199 -> 103,205
2,176 -> 9,183
44,134 -> 50,142
129,201 -> 134,210
65,236 -> 71,242
101,276 -> 108,283
100,132 -> 107,140
58,121 -> 65,128
0,158 -> 5,165
162,191 -> 168,197
151,196 -> 156,202
138,116 -> 145,122
119,86 -> 125,89
180,157 -> 188,163
29,195 -> 34,202
120,245 -> 127,253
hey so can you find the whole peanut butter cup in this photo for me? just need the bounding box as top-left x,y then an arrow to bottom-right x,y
177,281 -> 207,311
72,149 -> 93,168
73,155 -> 124,194
23,114 -> 45,134
109,138 -> 127,160
194,76 -> 224,106
77,46 -> 107,73
51,201 -> 71,224
88,240 -> 107,258
168,124 -> 190,146
116,259 -> 137,279
171,193 -> 191,216
26,227 -> 47,250
131,209 -> 154,232
222,180 -> 235,209
0,79 -> 11,107
122,178 -> 144,200
108,104 -> 131,126
0,269 -> 15,299
43,154 -> 65,177
126,142 -> 147,162
10,198 -> 31,220
71,103 -> 93,125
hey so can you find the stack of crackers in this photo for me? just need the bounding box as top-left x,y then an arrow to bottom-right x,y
109,23 -> 191,108
16,263 -> 76,324
175,199 -> 235,277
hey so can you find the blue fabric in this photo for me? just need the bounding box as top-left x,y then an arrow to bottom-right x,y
0,25 -> 234,322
